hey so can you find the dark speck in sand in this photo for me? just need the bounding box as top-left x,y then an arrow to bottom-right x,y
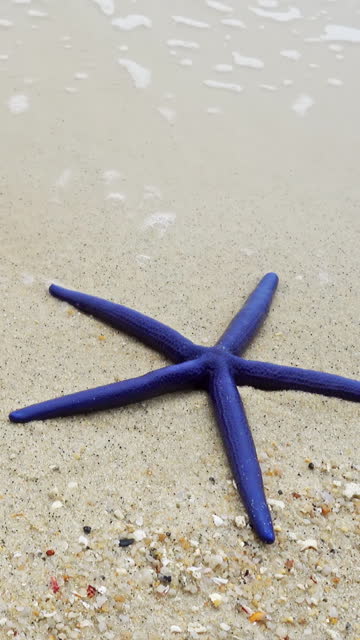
119,537 -> 135,547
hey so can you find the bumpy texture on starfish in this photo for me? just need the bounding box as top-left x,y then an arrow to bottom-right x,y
10,274 -> 360,543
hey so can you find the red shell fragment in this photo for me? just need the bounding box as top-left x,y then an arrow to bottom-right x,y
87,584 -> 97,598
50,576 -> 60,593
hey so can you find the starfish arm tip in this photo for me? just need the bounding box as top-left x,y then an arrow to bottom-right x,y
250,505 -> 276,543
49,283 -> 61,297
265,271 -> 279,283
259,525 -> 276,544
249,502 -> 276,544
9,409 -> 29,423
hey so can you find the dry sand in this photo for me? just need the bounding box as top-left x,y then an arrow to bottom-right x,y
0,0 -> 359,638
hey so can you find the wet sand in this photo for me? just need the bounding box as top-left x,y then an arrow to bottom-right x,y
0,1 -> 360,638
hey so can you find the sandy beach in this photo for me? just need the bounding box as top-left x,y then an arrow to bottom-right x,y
1,0 -> 359,638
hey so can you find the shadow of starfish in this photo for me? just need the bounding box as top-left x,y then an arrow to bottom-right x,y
9,273 -> 360,544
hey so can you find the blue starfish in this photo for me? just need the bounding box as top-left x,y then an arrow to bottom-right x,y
9,273 -> 360,544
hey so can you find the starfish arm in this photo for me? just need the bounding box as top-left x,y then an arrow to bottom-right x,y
217,273 -> 279,354
235,358 -> 360,402
49,284 -> 200,363
9,359 -> 204,423
208,365 -> 275,544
